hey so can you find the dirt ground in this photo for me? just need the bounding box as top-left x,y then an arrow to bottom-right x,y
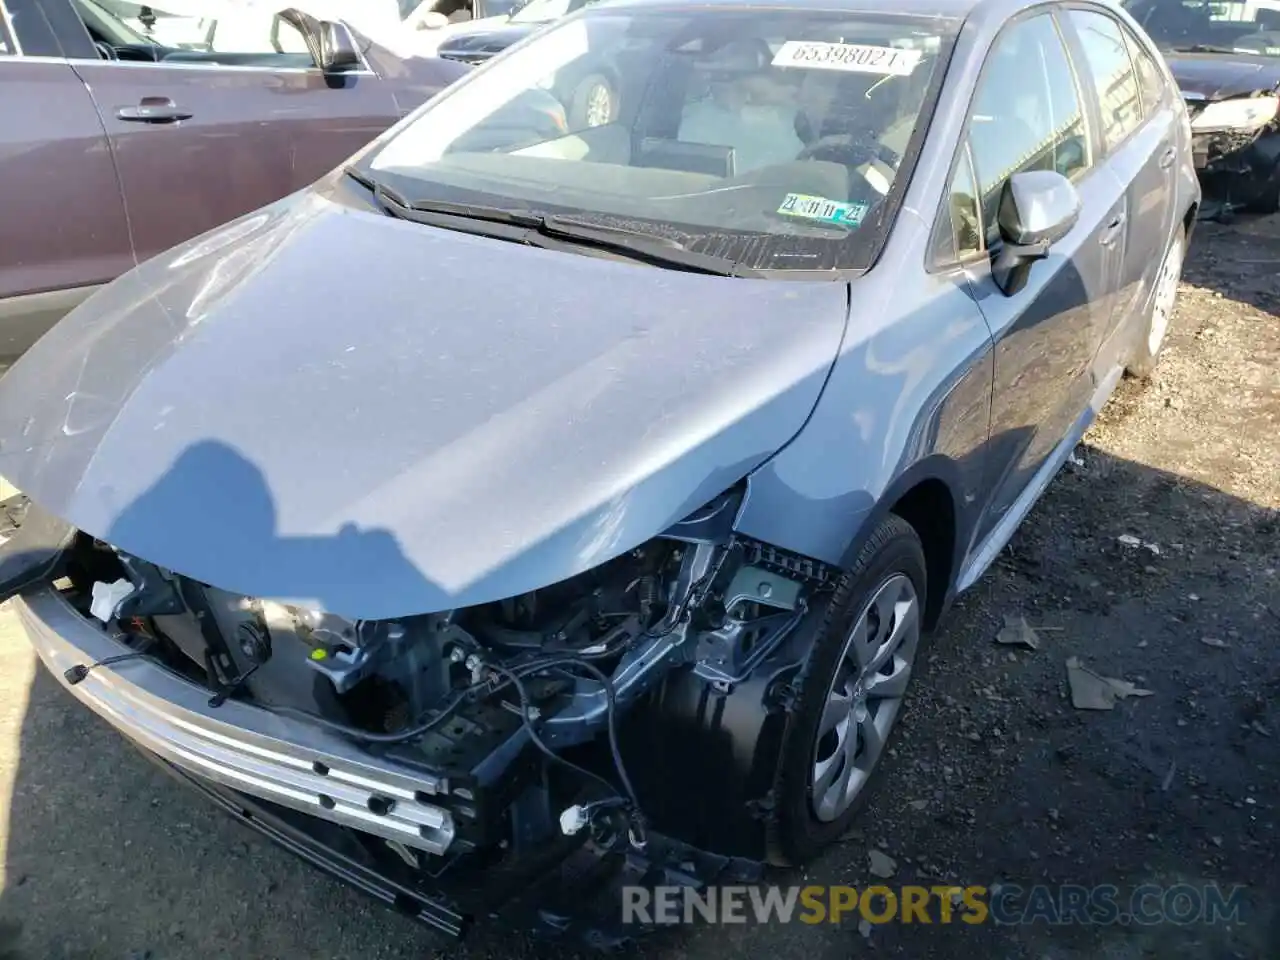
0,214 -> 1276,960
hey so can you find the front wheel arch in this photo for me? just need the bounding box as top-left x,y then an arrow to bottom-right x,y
767,513 -> 928,864
619,516 -> 930,863
835,457 -> 966,629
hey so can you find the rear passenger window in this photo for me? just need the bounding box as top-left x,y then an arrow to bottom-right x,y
1123,28 -> 1166,117
966,13 -> 1090,247
1067,10 -> 1144,150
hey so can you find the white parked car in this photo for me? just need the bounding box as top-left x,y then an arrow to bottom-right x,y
399,0 -> 526,56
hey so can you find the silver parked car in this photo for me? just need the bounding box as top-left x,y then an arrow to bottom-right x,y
0,0 -> 1197,943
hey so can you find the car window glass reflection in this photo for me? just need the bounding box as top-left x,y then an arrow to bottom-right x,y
1068,10 -> 1145,151
366,10 -> 954,270
967,13 -> 1090,245
1123,26 -> 1166,116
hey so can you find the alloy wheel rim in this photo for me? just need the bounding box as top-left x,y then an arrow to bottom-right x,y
585,84 -> 612,127
810,573 -> 921,823
1148,236 -> 1184,357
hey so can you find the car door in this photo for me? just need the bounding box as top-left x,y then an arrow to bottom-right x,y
0,0 -> 133,372
1061,6 -> 1177,356
952,9 -> 1130,547
47,0 -> 401,266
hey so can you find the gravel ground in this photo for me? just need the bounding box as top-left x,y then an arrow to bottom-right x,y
0,215 -> 1276,960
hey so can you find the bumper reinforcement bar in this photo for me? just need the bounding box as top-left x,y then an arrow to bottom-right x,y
15,587 -> 456,856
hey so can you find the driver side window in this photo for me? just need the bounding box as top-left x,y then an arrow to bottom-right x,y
965,12 -> 1091,248
77,0 -> 327,67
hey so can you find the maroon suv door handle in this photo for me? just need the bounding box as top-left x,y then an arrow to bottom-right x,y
116,98 -> 192,124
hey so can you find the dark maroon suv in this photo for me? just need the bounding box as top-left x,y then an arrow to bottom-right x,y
0,0 -> 468,371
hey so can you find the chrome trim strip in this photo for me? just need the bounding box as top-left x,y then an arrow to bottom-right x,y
14,588 -> 455,855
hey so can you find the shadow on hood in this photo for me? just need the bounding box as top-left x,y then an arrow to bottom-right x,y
106,439 -> 436,616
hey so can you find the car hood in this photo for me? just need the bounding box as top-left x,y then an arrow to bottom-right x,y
0,180 -> 848,620
437,21 -> 534,56
400,15 -> 513,55
1165,51 -> 1280,100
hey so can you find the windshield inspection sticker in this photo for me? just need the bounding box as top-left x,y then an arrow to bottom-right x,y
772,40 -> 922,75
777,193 -> 869,226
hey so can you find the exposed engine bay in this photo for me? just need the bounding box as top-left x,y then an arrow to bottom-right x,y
53,488 -> 838,920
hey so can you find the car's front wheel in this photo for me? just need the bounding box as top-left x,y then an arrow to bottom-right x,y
769,514 -> 926,865
1127,227 -> 1186,379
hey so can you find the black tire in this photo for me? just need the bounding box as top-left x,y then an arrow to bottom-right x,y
567,74 -> 616,130
768,513 -> 927,866
1245,163 -> 1280,214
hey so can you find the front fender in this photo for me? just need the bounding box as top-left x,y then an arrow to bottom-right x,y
733,242 -> 994,595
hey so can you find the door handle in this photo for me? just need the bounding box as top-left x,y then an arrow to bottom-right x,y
1158,146 -> 1177,170
1100,212 -> 1127,247
116,98 -> 192,124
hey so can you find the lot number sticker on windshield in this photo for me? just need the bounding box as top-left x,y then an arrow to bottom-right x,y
772,40 -> 922,75
777,193 -> 868,227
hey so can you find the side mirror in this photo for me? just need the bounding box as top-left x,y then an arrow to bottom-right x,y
991,170 -> 1081,297
277,9 -> 361,73
317,20 -> 361,72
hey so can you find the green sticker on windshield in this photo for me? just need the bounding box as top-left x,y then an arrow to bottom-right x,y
777,193 -> 868,226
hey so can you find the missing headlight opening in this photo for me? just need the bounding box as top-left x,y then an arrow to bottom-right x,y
53,491 -> 837,909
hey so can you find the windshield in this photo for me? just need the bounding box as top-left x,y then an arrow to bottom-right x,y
365,7 -> 953,273
1123,0 -> 1280,55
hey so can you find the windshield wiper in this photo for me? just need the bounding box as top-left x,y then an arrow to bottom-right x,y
1169,43 -> 1245,54
531,216 -> 754,277
348,167 -> 749,277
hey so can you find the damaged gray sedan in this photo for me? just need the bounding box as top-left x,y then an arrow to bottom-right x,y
0,0 -> 1197,944
1123,0 -> 1280,213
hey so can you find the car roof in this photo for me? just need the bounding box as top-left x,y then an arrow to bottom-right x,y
597,0 -> 981,21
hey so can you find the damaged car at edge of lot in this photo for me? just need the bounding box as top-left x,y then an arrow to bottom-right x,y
1123,0 -> 1280,213
0,0 -> 1198,944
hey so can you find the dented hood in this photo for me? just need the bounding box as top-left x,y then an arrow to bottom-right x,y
0,181 -> 848,619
